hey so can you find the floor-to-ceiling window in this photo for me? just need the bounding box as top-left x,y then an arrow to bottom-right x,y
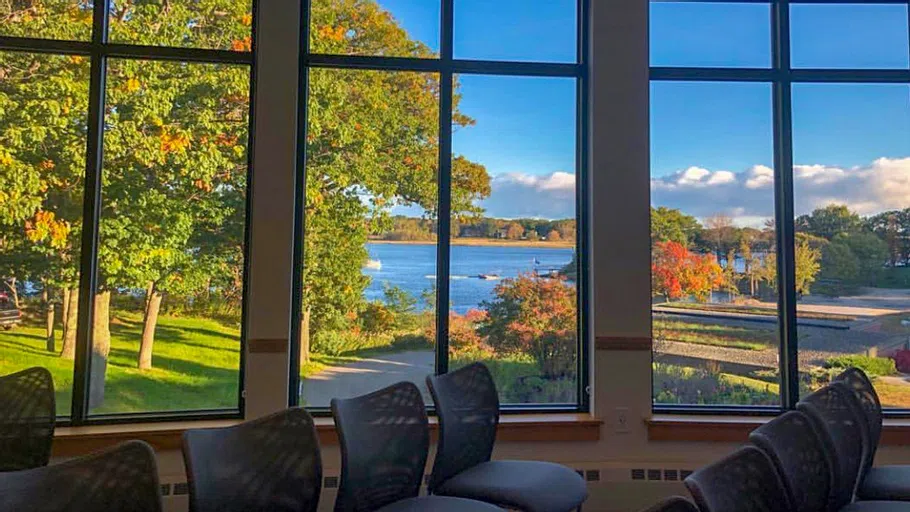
0,1 -> 254,423
650,0 -> 910,412
293,0 -> 589,411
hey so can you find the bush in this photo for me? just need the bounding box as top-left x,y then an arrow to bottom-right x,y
479,273 -> 577,378
359,302 -> 395,334
653,363 -> 778,406
311,329 -> 363,356
893,350 -> 910,374
423,309 -> 490,355
825,355 -> 896,377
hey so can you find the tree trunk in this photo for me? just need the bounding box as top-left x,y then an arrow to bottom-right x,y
61,287 -> 70,332
138,287 -> 162,370
299,308 -> 310,366
4,278 -> 19,308
43,288 -> 55,352
143,281 -> 154,311
88,291 -> 111,410
60,288 -> 79,360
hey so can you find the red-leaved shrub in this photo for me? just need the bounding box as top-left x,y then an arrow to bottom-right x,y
893,349 -> 910,374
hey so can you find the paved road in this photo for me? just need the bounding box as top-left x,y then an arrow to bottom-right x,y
301,350 -> 435,407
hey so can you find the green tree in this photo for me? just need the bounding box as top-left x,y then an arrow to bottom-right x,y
650,206 -> 702,246
757,235 -> 821,296
0,0 -> 253,406
796,204 -> 861,240
866,209 -> 910,267
301,0 -> 491,362
819,232 -> 888,291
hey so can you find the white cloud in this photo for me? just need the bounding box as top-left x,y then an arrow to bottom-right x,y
480,171 -> 576,219
651,157 -> 910,226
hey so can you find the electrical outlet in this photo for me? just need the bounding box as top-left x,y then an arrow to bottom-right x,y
614,406 -> 630,434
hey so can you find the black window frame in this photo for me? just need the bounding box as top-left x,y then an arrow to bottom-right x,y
650,0 -> 910,417
0,1 -> 259,426
289,0 -> 591,415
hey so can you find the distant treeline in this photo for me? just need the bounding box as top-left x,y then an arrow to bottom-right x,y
374,216 -> 577,242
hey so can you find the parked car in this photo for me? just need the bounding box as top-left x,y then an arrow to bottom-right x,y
0,292 -> 21,330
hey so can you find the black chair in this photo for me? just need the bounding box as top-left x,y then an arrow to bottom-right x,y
683,445 -> 791,512
749,408 -> 910,512
0,367 -> 55,472
0,440 -> 161,511
797,382 -> 869,507
837,368 -> 910,502
639,496 -> 699,512
331,381 -> 501,512
425,362 -> 587,512
182,407 -> 322,512
750,410 -> 833,512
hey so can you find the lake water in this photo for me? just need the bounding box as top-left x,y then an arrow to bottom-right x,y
363,243 -> 575,314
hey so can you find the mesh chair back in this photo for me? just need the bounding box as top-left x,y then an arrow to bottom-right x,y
0,440 -> 161,512
684,445 -> 790,512
640,496 -> 699,512
749,410 -> 832,512
0,367 -> 55,472
182,407 -> 322,512
797,382 -> 867,508
836,367 -> 882,470
426,362 -> 499,492
332,381 -> 429,512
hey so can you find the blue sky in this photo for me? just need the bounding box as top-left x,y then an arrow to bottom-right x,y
378,1 -> 910,222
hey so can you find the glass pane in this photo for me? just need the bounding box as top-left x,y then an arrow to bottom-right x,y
90,59 -> 250,415
650,81 -> 780,406
108,0 -> 253,51
650,1 -> 771,68
791,4 -> 910,69
0,0 -> 92,41
454,0 -> 576,63
299,68 -> 439,407
450,75 -> 578,405
793,83 -> 910,407
0,51 -> 89,417
309,0 -> 439,58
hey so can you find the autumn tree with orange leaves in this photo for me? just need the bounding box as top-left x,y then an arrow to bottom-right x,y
651,241 -> 724,302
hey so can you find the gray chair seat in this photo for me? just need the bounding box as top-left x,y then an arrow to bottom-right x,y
377,496 -> 502,511
858,466 -> 910,501
842,501 -> 910,512
435,460 -> 587,512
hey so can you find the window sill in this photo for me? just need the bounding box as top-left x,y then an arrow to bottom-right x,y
647,414 -> 910,445
53,413 -> 601,457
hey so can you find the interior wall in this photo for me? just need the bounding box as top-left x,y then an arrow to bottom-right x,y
79,1 -> 910,511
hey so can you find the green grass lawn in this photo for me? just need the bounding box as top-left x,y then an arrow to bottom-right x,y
653,318 -> 777,351
0,312 -> 241,416
1,311 -> 576,414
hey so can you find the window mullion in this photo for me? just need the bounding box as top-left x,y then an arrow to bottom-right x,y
71,0 -> 111,425
771,0 -> 799,410
434,0 -> 455,376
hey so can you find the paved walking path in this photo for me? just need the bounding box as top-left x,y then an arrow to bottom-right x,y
301,350 -> 435,407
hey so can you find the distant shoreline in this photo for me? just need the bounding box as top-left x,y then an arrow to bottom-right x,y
367,238 -> 575,249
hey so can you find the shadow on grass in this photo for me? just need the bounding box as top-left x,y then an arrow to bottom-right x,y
91,352 -> 241,414
0,338 -> 59,358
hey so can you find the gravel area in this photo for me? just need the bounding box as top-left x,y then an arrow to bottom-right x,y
654,313 -> 908,371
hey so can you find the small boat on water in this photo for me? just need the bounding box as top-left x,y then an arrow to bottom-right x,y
478,274 -> 500,281
363,259 -> 382,270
